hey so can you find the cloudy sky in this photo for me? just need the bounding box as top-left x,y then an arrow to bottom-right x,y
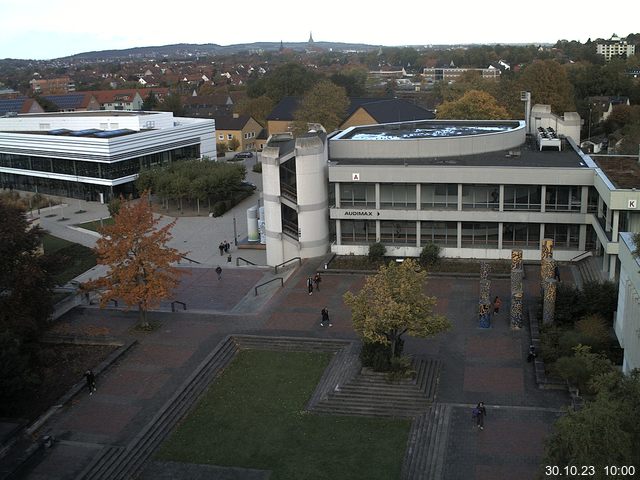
0,0 -> 637,60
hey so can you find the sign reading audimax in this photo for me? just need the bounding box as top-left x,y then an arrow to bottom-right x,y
344,211 -> 380,216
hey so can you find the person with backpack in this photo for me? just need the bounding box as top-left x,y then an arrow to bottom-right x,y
320,307 -> 331,327
313,272 -> 322,291
472,401 -> 487,430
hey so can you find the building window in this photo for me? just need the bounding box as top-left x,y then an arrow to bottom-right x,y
227,134 -> 233,140
281,204 -> 298,239
462,185 -> 499,210
420,221 -> 457,246
544,224 -> 580,249
340,220 -> 376,244
380,184 -> 416,209
545,186 -> 581,211
587,186 -> 598,213
380,220 -> 416,245
502,223 -> 540,248
340,183 -> 376,208
421,184 -> 457,209
503,185 -> 541,211
461,222 -> 499,248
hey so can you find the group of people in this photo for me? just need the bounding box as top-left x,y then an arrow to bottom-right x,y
306,272 -> 322,295
218,240 -> 231,256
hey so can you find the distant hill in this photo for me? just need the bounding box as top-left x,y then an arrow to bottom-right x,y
65,42 -> 381,60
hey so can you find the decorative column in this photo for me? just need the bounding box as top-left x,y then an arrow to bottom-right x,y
510,249 -> 524,329
478,261 -> 491,328
543,278 -> 557,324
540,238 -> 554,291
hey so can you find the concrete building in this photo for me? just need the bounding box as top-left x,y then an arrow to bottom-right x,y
261,105 -> 640,284
422,66 -> 501,83
213,114 -> 263,152
614,233 -> 640,374
596,34 -> 636,61
0,110 -> 215,202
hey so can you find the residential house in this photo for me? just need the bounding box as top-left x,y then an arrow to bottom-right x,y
30,77 -> 76,95
587,96 -> 631,123
183,94 -> 234,118
92,90 -> 145,111
266,96 -> 435,136
422,65 -> 501,83
0,97 -> 45,116
214,114 -> 263,152
42,93 -> 100,112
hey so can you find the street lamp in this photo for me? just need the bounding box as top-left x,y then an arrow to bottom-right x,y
588,107 -> 592,141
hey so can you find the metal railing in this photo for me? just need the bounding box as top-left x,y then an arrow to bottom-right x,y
569,251 -> 593,263
171,300 -> 187,312
274,257 -> 301,274
236,257 -> 257,266
254,277 -> 284,296
180,255 -> 201,264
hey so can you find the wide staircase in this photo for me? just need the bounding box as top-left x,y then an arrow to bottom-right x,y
401,404 -> 453,480
312,357 -> 441,418
573,255 -> 604,287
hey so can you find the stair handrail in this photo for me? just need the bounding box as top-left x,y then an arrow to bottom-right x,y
254,277 -> 284,296
236,257 -> 257,266
274,256 -> 302,274
569,251 -> 593,263
180,255 -> 201,264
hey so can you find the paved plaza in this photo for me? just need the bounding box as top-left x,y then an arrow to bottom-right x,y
4,186 -> 572,479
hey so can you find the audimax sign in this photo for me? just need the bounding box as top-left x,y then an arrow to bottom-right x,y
344,211 -> 380,216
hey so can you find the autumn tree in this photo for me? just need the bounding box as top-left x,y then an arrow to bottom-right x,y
436,89 -> 510,120
292,80 -> 349,134
85,192 -> 184,328
343,259 -> 450,357
518,60 -> 575,114
235,95 -> 274,126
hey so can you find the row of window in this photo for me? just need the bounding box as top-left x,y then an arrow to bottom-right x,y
0,146 -> 199,180
217,131 -> 258,141
335,183 -> 598,212
338,220 -> 591,250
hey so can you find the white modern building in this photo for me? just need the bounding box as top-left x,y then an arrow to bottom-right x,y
261,105 -> 640,283
596,34 -> 636,61
614,233 -> 640,374
0,111 -> 215,201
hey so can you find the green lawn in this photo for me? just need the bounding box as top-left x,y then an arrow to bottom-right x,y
42,234 -> 97,285
157,350 -> 410,480
75,217 -> 114,233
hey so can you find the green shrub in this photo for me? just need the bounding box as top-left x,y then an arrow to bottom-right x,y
575,314 -> 610,351
252,162 -> 262,173
368,242 -> 386,262
211,201 -> 226,217
360,341 -> 391,371
553,345 -> 614,394
107,197 -> 122,217
419,242 -> 441,267
581,281 -> 618,325
386,355 -> 416,382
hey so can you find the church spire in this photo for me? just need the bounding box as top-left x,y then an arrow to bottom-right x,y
308,31 -> 314,44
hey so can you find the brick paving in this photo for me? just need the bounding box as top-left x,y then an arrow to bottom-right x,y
13,259 -> 571,480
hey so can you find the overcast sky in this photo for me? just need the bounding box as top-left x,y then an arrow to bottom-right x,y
0,0 -> 637,60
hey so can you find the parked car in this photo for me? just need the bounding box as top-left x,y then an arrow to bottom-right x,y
233,151 -> 254,159
240,181 -> 257,190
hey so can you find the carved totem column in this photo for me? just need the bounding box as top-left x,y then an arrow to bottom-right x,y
479,261 -> 491,328
510,250 -> 524,329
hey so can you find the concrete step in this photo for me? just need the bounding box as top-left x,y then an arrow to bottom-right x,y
401,403 -> 452,480
306,342 -> 361,409
313,405 -> 426,418
234,335 -> 349,352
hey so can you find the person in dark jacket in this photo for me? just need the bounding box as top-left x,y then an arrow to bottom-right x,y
474,402 -> 487,429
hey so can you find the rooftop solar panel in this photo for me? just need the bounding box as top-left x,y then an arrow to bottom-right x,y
0,98 -> 27,115
93,128 -> 135,138
70,129 -> 102,136
44,94 -> 85,110
48,129 -> 71,135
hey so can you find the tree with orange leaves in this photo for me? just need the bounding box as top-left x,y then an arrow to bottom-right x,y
84,192 -> 184,328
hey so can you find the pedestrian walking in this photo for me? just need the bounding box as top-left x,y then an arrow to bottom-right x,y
554,265 -> 561,282
85,369 -> 96,395
224,240 -> 230,253
307,276 -> 314,295
215,265 -> 222,280
320,307 -> 332,327
527,344 -> 537,362
313,272 -> 322,291
218,242 -> 224,256
472,401 -> 487,430
493,296 -> 502,314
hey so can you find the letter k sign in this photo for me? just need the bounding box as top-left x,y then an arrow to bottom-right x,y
629,199 -> 637,209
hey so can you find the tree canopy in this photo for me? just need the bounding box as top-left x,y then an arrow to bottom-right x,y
518,60 -> 576,114
292,80 -> 349,134
436,89 -> 510,120
85,193 -> 184,327
543,369 -> 640,476
343,259 -> 450,356
247,63 -> 319,102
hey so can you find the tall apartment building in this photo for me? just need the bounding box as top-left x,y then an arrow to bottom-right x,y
29,77 -> 76,95
596,34 -> 636,61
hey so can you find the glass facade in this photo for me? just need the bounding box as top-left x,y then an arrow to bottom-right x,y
420,221 -> 457,246
421,184 -> 457,209
462,185 -> 499,210
340,220 -> 376,244
545,186 -> 581,211
502,223 -> 541,248
279,157 -> 297,201
380,184 -> 416,209
461,222 -> 499,248
503,185 -> 541,211
380,220 -> 416,244
340,183 -> 376,208
544,223 -> 580,249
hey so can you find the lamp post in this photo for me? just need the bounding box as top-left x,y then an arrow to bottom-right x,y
588,107 -> 592,141
233,215 -> 238,246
